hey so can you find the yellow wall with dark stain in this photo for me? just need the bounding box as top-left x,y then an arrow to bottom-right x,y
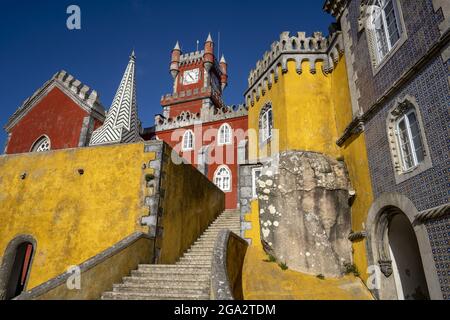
156,147 -> 225,264
0,143 -> 155,291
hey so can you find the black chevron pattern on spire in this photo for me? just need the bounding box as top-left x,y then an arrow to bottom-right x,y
90,52 -> 141,146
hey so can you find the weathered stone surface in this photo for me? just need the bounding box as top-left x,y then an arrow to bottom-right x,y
257,151 -> 353,278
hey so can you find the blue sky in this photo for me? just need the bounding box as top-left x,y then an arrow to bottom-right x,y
0,0 -> 334,148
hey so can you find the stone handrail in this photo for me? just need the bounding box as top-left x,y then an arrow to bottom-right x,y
210,230 -> 249,300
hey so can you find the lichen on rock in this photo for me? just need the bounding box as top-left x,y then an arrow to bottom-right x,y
257,151 -> 353,278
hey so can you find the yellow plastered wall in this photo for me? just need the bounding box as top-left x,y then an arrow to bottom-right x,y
244,200 -> 262,250
0,143 -> 155,290
246,56 -> 374,282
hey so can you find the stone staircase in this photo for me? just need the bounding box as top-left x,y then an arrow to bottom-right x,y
101,210 -> 241,300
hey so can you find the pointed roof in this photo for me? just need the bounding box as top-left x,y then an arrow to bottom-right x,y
90,51 -> 141,146
220,55 -> 227,63
4,71 -> 105,132
173,41 -> 181,51
206,33 -> 213,43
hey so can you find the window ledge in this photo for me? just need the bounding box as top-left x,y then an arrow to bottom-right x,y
394,158 -> 433,185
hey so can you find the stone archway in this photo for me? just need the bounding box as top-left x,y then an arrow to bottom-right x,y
366,193 -> 442,300
0,235 -> 37,300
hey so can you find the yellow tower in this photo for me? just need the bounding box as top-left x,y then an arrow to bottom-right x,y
241,31 -> 375,298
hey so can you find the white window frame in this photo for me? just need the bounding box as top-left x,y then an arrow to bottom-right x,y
182,130 -> 194,151
260,104 -> 273,144
251,167 -> 262,199
218,123 -> 232,146
214,165 -> 232,193
30,135 -> 51,153
395,110 -> 424,172
371,0 -> 404,64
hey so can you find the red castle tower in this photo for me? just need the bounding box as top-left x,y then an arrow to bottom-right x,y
155,34 -> 248,210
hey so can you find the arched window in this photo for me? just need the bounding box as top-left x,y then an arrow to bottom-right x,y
214,165 -> 232,192
218,123 -> 232,145
395,110 -> 424,171
0,235 -> 36,300
31,136 -> 51,153
182,130 -> 194,151
259,103 -> 273,143
387,96 -> 432,184
368,0 -> 404,64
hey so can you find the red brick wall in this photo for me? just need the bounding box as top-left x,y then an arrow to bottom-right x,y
6,87 -> 90,154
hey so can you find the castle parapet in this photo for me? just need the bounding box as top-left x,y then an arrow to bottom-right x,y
155,104 -> 248,132
245,31 -> 344,106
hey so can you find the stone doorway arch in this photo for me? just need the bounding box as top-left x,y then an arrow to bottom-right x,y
0,235 -> 37,300
366,193 -> 442,300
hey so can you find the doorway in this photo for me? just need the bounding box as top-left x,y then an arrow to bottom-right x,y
388,213 -> 430,300
4,242 -> 34,300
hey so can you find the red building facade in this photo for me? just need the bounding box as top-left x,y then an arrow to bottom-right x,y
4,71 -> 105,154
155,35 -> 248,209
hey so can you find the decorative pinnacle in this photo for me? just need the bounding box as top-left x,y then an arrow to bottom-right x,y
173,41 -> 181,51
206,33 -> 213,42
130,49 -> 136,61
220,55 -> 226,63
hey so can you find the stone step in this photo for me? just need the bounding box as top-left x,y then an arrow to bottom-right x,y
122,277 -> 209,288
177,261 -> 211,267
101,291 -> 209,300
137,265 -> 210,272
187,249 -> 214,254
182,252 -> 212,258
202,229 -> 240,233
178,258 -> 212,264
125,273 -> 210,282
113,284 -> 209,295
131,269 -> 210,278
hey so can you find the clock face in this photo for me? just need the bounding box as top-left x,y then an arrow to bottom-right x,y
183,68 -> 200,85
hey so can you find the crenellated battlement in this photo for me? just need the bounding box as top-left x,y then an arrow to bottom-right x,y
245,31 -> 344,106
179,50 -> 205,66
5,70 -> 105,131
155,104 -> 248,132
161,86 -> 226,109
323,0 -> 348,18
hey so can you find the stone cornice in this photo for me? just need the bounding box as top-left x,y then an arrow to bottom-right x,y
336,29 -> 450,146
336,116 -> 365,147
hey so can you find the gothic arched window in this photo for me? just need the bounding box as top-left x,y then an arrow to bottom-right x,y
214,165 -> 232,192
395,110 -> 424,171
31,136 -> 51,153
387,96 -> 432,184
366,0 -> 405,66
218,123 -> 232,145
259,103 -> 273,144
182,130 -> 194,151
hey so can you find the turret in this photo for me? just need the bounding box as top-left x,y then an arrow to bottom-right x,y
220,55 -> 228,91
203,33 -> 214,72
170,41 -> 181,79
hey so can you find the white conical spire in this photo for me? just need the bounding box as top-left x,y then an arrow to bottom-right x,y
90,51 -> 141,146
220,54 -> 226,63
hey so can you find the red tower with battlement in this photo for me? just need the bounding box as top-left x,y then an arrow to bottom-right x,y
155,34 -> 247,209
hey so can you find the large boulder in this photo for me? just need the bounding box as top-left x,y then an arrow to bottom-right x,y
257,151 -> 353,278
